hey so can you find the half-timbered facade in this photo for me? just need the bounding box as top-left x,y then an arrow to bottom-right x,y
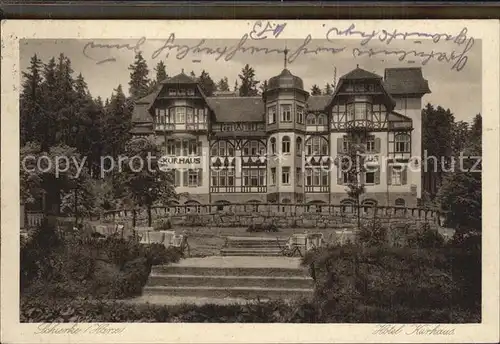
131,65 -> 430,208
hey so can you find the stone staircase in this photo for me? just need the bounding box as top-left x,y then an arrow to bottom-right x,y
220,236 -> 288,256
141,256 -> 315,301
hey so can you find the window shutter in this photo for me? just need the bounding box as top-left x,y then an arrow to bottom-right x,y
402,166 -> 408,185
174,170 -> 180,187
375,169 -> 380,184
198,169 -> 203,186
375,138 -> 381,153
387,166 -> 392,185
183,170 -> 188,186
337,137 -> 343,153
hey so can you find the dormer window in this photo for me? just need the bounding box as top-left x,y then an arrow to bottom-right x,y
306,114 -> 316,125
178,89 -> 186,96
168,89 -> 176,96
317,114 -> 327,125
187,88 -> 195,96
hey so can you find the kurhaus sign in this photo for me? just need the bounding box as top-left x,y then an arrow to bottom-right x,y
212,122 -> 265,132
158,156 -> 202,169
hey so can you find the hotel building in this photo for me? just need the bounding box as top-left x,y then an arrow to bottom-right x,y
131,64 -> 431,209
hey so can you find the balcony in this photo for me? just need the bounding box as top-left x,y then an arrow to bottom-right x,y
345,118 -> 374,130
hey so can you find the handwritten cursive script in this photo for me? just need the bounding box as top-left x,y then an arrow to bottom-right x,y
151,33 -> 345,64
82,22 -> 475,72
327,24 -> 474,71
34,323 -> 126,335
373,324 -> 456,336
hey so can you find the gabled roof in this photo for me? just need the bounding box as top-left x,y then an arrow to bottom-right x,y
340,67 -> 382,80
383,68 -> 431,95
205,97 -> 264,122
131,103 -> 153,122
161,72 -> 197,84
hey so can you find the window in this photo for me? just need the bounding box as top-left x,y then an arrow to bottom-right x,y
197,109 -> 206,123
282,167 -> 290,185
305,169 -> 313,186
211,141 -> 234,156
313,169 -> 321,186
296,137 -> 303,155
306,114 -> 316,125
166,140 -> 175,155
178,89 -> 186,96
187,89 -> 195,96
166,109 -> 173,123
188,169 -> 199,187
317,114 -> 327,125
175,140 -> 181,156
268,106 -> 276,124
395,134 -> 411,153
243,169 -> 266,186
282,136 -> 291,154
365,172 -> 375,184
168,89 -> 176,96
175,107 -> 186,123
271,168 -> 276,185
343,172 -> 349,184
342,136 -> 350,153
219,170 -> 226,186
391,166 -> 402,185
395,198 -> 406,207
366,135 -> 375,152
186,107 -> 194,123
243,140 -> 265,156
296,168 -> 302,186
296,106 -> 304,124
281,105 -> 292,122
270,137 -> 276,154
188,140 -> 198,155
307,137 -> 328,155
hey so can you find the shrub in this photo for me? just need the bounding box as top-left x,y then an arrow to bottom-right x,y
155,218 -> 172,231
356,220 -> 388,247
407,222 -> 445,248
246,223 -> 279,233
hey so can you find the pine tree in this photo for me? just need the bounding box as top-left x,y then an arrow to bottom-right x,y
128,52 -> 150,99
324,83 -> 333,95
104,85 -> 132,158
154,61 -> 167,83
20,54 -> 43,145
39,57 -> 58,150
233,80 -> 239,93
198,70 -> 216,96
310,84 -> 322,96
238,64 -> 259,97
217,77 -> 230,92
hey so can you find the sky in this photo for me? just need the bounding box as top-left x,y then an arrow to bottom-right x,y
20,37 -> 481,122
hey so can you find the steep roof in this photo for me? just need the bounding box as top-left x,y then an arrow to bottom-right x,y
205,97 -> 264,122
161,72 -> 197,84
340,67 -> 382,80
383,68 -> 431,95
131,103 -> 153,122
307,95 -> 330,111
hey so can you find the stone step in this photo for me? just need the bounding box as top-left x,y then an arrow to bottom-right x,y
220,248 -> 283,256
151,265 -> 308,278
147,274 -> 314,289
142,285 -> 314,300
225,243 -> 284,249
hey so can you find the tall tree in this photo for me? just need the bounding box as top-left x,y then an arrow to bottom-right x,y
198,70 -> 216,96
233,80 -> 239,93
128,52 -> 150,99
103,85 -> 132,158
20,54 -> 43,145
324,83 -> 333,95
451,120 -> 469,157
217,77 -> 230,92
238,64 -> 259,96
311,84 -> 322,95
422,103 -> 455,200
118,137 -> 177,226
190,71 -> 196,79
154,61 -> 167,83
469,114 -> 482,154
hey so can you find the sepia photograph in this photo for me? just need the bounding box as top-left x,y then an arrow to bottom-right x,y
1,19 -> 499,343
